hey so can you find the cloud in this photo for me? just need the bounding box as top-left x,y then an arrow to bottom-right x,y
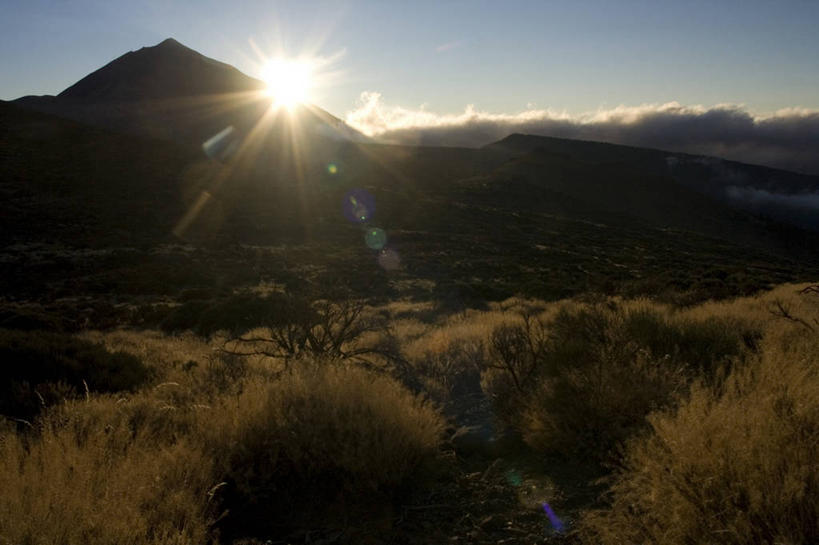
345,94 -> 819,175
726,186 -> 819,211
725,185 -> 819,229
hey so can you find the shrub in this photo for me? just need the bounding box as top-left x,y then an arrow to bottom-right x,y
578,332 -> 819,545
223,297 -> 398,369
0,329 -> 152,420
203,364 -> 445,539
0,398 -> 217,545
412,338 -> 485,402
481,301 -> 759,459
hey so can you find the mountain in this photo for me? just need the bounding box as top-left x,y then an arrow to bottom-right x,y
3,98 -> 817,312
58,38 -> 264,101
4,40 -> 818,315
488,134 -> 819,230
13,38 -> 364,145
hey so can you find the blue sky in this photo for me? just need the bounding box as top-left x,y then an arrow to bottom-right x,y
2,0 -> 818,118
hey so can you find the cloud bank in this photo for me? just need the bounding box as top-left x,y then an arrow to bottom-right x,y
345,93 -> 819,175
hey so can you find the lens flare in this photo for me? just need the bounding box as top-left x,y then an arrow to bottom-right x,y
542,502 -> 565,533
202,126 -> 239,160
365,228 -> 387,250
505,469 -> 523,487
327,162 -> 338,174
377,248 -> 401,271
342,188 -> 375,223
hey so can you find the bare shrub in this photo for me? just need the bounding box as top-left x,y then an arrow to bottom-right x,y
480,313 -> 548,420
413,338 -> 485,401
578,332 -> 819,545
222,297 -> 400,371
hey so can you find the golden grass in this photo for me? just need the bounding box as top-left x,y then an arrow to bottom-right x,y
0,397 -> 215,545
579,329 -> 819,545
2,282 -> 817,543
0,356 -> 444,544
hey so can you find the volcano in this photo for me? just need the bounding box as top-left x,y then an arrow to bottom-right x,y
13,38 -> 362,145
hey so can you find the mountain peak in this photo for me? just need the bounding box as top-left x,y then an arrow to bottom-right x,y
147,37 -> 196,54
57,38 -> 264,101
157,37 -> 182,47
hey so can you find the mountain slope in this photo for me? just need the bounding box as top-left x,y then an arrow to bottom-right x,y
58,38 -> 264,101
13,38 -> 363,145
2,100 -> 817,309
4,39 -> 818,309
488,133 -> 819,230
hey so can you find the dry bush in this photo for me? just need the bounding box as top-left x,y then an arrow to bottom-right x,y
579,330 -> 819,545
222,297 -> 400,371
411,338 -> 485,401
199,363 -> 445,539
0,360 -> 446,544
481,300 -> 758,459
0,397 -> 217,545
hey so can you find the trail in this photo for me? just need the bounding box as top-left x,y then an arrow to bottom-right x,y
384,390 -> 603,544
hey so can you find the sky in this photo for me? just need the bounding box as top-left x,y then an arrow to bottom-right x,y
2,0 -> 818,173
2,0 -> 818,114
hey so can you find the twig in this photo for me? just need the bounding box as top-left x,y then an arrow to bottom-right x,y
481,458 -> 502,482
769,299 -> 815,332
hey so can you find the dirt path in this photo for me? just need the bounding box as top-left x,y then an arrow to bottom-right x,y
383,391 -> 603,544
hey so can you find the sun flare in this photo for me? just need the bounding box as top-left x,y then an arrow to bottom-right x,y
261,58 -> 313,109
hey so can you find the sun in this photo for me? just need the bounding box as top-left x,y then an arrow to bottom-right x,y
261,58 -> 313,109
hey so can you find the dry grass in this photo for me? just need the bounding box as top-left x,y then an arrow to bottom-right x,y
202,364 -> 444,538
2,283 -> 818,543
579,329 -> 819,545
0,397 -> 215,545
0,352 -> 444,544
480,297 -> 759,458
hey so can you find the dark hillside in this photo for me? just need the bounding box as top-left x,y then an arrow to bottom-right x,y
488,133 -> 819,230
58,38 -> 264,101
2,100 -> 816,315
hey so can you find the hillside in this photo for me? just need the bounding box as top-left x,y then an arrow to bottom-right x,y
489,133 -> 819,230
58,38 -> 264,101
12,38 -> 362,145
3,96 -> 818,320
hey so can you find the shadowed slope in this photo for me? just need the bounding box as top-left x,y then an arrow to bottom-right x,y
2,100 -> 817,308
59,38 -> 265,101
13,38 -> 363,145
488,133 -> 819,230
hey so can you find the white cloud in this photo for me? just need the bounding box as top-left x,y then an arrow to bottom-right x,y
344,93 -> 819,175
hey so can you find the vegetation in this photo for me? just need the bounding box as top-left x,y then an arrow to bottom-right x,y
4,38 -> 819,545
0,361 -> 443,544
578,330 -> 819,545
481,300 -> 759,459
207,365 -> 444,540
4,100 -> 819,317
0,329 -> 152,421
0,283 -> 817,544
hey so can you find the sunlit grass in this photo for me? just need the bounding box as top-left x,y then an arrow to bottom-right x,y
1,283 -> 818,543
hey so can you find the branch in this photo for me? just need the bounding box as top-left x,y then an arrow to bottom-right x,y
769,299 -> 815,332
